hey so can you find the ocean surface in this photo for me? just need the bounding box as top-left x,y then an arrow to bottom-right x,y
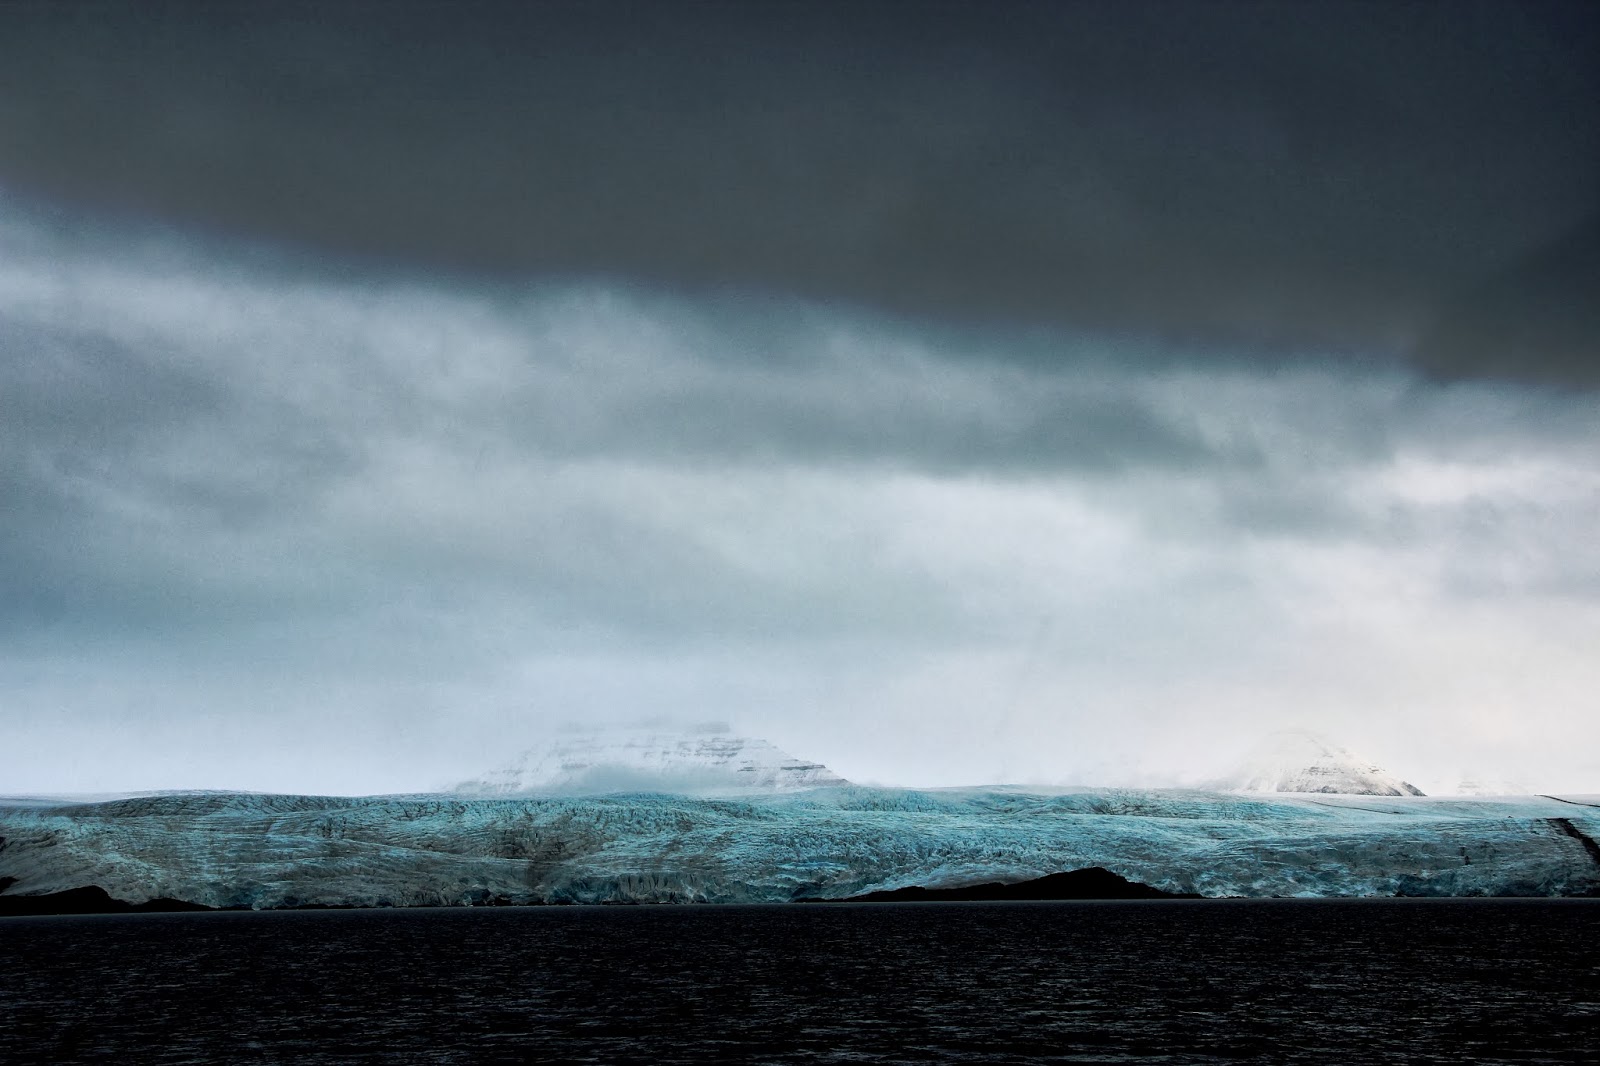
5,900 -> 1598,1064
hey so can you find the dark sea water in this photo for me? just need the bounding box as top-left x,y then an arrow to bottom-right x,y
4,900 -> 1599,1064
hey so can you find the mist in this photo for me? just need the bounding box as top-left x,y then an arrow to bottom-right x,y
3,199 -> 1597,796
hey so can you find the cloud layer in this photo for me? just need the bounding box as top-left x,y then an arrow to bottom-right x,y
1,1 -> 1595,382
3,203 -> 1598,794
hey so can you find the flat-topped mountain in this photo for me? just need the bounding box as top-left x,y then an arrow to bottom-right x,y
1223,730 -> 1425,797
454,729 -> 848,796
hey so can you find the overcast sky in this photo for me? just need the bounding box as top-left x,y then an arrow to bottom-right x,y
2,1 -> 1597,795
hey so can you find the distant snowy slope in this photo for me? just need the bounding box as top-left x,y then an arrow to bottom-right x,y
455,729 -> 848,795
1223,730 -> 1425,796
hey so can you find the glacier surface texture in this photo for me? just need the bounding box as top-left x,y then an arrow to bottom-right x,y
2,788 -> 1597,909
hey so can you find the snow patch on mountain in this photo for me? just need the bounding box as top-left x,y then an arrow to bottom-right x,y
454,728 -> 848,796
1222,730 -> 1425,796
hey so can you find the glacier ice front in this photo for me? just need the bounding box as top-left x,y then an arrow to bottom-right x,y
3,787 -> 1598,910
453,727 -> 849,796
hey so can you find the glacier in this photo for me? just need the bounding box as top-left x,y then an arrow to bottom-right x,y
2,787 -> 1597,910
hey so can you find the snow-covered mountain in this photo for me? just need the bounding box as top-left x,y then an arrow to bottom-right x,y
454,729 -> 848,796
1222,730 -> 1425,796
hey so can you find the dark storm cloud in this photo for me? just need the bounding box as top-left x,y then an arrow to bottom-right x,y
1,1 -> 1594,383
1414,213 -> 1600,386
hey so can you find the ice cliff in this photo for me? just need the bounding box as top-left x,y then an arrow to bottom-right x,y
3,787 -> 1597,910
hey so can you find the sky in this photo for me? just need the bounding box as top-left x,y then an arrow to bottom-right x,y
2,0 -> 1597,795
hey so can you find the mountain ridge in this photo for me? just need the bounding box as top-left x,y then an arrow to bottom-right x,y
454,730 -> 848,796
1222,730 -> 1425,797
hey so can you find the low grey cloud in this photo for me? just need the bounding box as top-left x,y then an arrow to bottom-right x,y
3,204 -> 1599,796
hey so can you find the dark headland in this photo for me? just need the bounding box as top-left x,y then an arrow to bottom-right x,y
819,867 -> 1198,903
